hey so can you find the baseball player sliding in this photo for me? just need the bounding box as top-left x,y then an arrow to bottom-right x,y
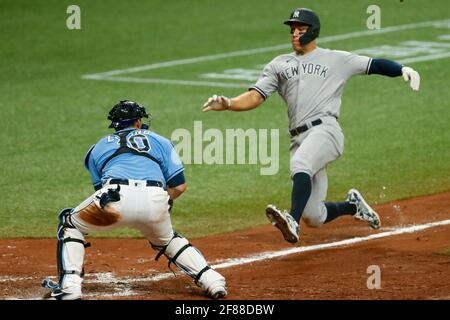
42,100 -> 227,299
203,8 -> 420,244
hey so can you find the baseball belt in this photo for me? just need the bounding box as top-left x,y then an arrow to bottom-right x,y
109,178 -> 164,188
290,119 -> 323,137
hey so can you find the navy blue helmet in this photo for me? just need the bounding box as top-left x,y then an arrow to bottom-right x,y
284,8 -> 320,45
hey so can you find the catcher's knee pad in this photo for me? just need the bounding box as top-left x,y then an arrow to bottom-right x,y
56,208 -> 89,290
151,234 -> 226,295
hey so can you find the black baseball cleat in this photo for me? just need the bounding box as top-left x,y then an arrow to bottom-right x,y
43,289 -> 81,300
347,188 -> 381,229
266,204 -> 299,244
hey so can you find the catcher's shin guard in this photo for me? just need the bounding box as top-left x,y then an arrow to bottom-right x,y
55,208 -> 87,292
151,233 -> 227,299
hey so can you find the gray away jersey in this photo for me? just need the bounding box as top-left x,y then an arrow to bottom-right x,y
251,47 -> 372,130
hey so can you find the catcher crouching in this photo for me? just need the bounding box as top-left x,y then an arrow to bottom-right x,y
42,100 -> 227,300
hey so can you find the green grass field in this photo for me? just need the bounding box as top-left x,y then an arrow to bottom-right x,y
1,0 -> 449,238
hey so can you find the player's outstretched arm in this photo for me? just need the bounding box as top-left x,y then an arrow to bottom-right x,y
202,90 -> 264,112
368,58 -> 420,91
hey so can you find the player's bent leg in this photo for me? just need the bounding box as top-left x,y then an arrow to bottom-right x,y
42,208 -> 88,300
286,129 -> 341,235
150,233 -> 227,299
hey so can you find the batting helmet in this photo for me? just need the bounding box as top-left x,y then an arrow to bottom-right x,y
284,8 -> 320,45
107,100 -> 150,130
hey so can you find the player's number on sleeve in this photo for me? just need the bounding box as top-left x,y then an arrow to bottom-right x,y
128,134 -> 150,152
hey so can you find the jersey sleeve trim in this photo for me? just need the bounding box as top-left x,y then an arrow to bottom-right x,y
84,145 -> 95,170
167,170 -> 186,188
249,86 -> 267,100
365,57 -> 373,75
166,167 -> 185,183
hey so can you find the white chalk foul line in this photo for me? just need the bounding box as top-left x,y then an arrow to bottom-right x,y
82,18 -> 450,87
0,276 -> 35,283
58,218 -> 450,286
398,51 -> 450,64
83,75 -> 249,88
84,44 -> 290,78
212,218 -> 450,269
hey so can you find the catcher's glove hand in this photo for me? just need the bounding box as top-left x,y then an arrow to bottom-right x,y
401,66 -> 420,91
202,94 -> 231,112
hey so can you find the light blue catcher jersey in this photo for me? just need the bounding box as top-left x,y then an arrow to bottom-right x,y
84,128 -> 184,188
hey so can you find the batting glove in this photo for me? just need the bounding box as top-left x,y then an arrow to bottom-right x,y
202,94 -> 231,112
401,66 -> 420,91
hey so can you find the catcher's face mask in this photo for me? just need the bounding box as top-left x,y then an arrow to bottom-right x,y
107,100 -> 152,130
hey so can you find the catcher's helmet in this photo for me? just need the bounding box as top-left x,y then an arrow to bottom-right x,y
107,100 -> 150,130
284,8 -> 320,45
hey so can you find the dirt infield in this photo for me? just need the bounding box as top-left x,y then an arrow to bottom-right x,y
1,192 -> 449,300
